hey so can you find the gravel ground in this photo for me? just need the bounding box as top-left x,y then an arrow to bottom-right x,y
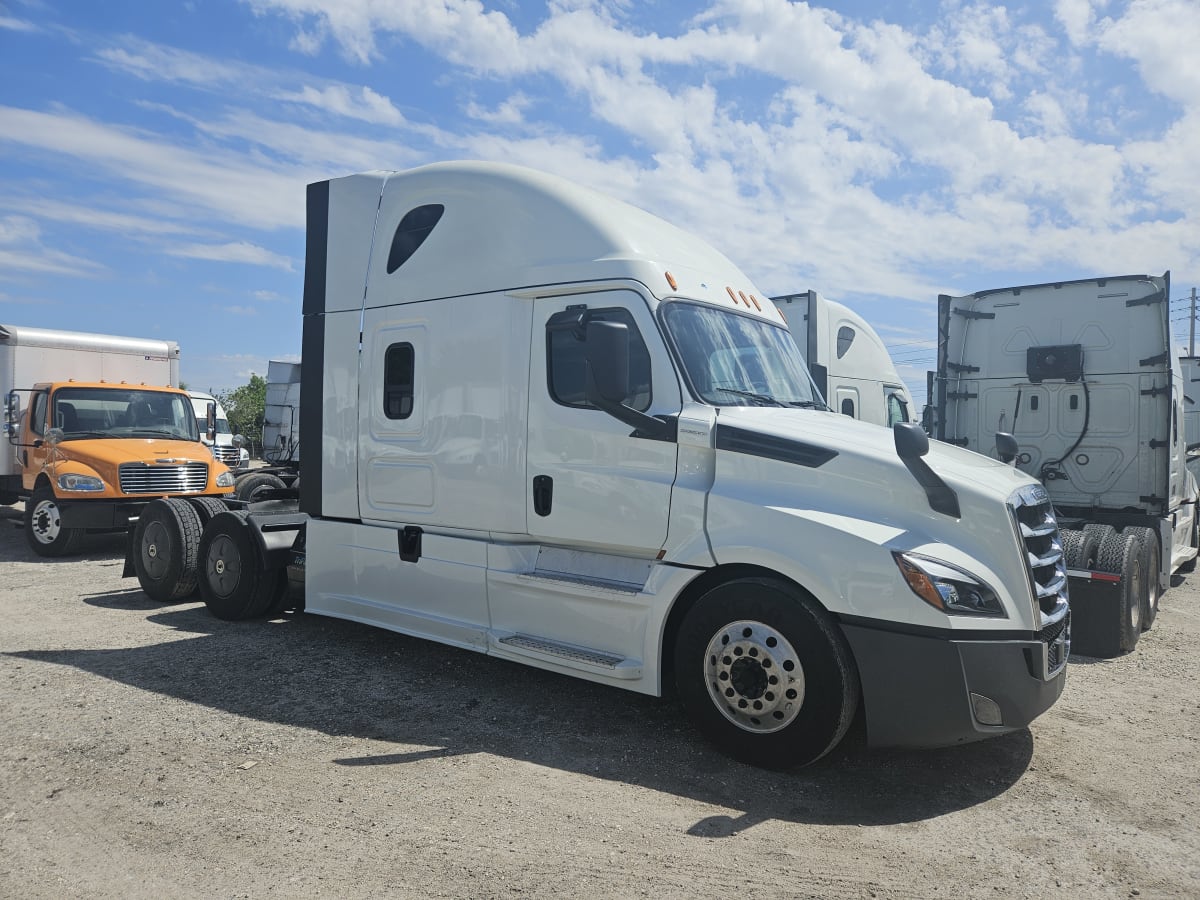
1,507 -> 1198,899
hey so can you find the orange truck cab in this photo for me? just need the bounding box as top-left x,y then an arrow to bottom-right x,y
8,380 -> 234,556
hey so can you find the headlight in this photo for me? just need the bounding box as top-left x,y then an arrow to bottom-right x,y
57,473 -> 105,492
216,471 -> 236,487
893,552 -> 1007,618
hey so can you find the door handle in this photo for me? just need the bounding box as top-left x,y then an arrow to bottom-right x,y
533,475 -> 553,517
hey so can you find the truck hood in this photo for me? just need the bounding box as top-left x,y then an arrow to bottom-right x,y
56,437 -> 215,466
714,406 -> 1031,496
701,407 -> 1048,628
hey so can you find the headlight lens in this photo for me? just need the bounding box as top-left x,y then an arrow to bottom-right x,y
216,471 -> 236,487
57,473 -> 104,492
893,552 -> 1007,618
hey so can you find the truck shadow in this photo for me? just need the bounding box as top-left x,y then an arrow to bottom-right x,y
8,598 -> 1034,830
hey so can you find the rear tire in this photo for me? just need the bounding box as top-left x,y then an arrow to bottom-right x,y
198,510 -> 281,620
24,485 -> 83,558
1062,528 -> 1101,570
133,498 -> 203,602
235,472 -> 287,503
1124,527 -> 1160,632
673,578 -> 859,769
1095,530 -> 1141,653
187,496 -> 229,526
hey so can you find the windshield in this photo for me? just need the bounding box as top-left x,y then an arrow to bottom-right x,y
661,301 -> 825,408
52,388 -> 200,441
195,415 -> 232,436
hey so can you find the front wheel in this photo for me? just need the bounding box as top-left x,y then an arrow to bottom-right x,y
673,578 -> 859,769
24,485 -> 82,557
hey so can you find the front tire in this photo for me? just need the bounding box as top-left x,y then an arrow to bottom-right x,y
674,578 -> 859,769
24,485 -> 82,557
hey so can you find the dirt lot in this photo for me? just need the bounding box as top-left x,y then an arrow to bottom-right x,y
1,511 -> 1198,899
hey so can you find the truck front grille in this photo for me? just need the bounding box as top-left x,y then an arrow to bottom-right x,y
119,462 -> 209,494
1009,483 -> 1070,616
212,445 -> 240,465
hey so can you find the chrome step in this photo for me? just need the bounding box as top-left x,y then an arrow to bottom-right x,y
497,634 -> 625,668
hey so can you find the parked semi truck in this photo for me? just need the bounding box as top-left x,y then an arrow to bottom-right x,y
226,360 -> 302,502
931,273 -> 1198,657
189,390 -> 249,471
127,161 -> 1070,768
770,291 -> 913,427
0,324 -> 236,557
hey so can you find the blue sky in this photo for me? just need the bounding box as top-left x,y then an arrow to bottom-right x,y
1,0 -> 1197,406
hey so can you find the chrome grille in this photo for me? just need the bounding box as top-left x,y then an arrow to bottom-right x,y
211,445 -> 240,464
1009,483 -> 1070,616
119,462 -> 209,494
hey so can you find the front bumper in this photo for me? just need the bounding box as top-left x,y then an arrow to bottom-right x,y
841,618 -> 1068,749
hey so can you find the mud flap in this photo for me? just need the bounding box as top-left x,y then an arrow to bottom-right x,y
121,528 -> 137,578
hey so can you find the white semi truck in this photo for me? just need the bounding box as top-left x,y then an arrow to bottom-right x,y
188,390 -> 249,471
931,273 -> 1198,658
128,161 -> 1071,768
770,291 -> 913,428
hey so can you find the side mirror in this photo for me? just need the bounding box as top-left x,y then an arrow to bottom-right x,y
232,433 -> 245,449
894,422 -> 929,460
45,427 -> 65,447
206,402 -> 217,442
584,320 -> 631,405
995,431 -> 1018,464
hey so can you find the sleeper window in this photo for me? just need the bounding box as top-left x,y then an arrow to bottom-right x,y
383,343 -> 415,419
547,308 -> 652,411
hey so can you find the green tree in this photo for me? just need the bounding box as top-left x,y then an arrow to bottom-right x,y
217,373 -> 267,457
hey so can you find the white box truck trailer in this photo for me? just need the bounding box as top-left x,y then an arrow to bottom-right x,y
932,273 -> 1199,657
0,324 -> 235,557
770,291 -> 913,427
128,161 -> 1070,768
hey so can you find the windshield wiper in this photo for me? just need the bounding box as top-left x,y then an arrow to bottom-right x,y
714,388 -> 786,407
785,399 -> 829,410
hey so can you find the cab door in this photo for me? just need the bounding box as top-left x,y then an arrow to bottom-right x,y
525,289 -> 681,555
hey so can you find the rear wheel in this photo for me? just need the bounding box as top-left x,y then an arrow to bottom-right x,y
198,510 -> 281,620
187,496 -> 229,526
1124,527 -> 1160,632
1096,530 -> 1141,653
235,472 -> 287,503
1061,528 -> 1101,570
24,485 -> 83,557
133,498 -> 203,602
673,578 -> 859,769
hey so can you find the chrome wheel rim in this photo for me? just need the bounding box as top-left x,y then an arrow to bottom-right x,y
30,498 -> 62,544
703,619 -> 804,734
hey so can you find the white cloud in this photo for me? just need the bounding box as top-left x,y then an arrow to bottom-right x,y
0,214 -> 106,277
275,84 -> 406,125
167,241 -> 295,270
0,16 -> 39,32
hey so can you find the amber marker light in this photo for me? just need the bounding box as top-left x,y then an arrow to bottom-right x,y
749,294 -> 762,311
726,286 -> 737,303
894,553 -> 945,610
665,271 -> 678,290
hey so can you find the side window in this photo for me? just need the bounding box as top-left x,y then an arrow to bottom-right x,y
29,391 -> 48,436
886,390 -> 909,426
548,308 -> 652,412
383,343 -> 414,419
840,397 -> 856,417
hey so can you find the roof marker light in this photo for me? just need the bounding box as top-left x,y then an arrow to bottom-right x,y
665,271 -> 677,290
726,287 -> 737,303
749,294 -> 762,311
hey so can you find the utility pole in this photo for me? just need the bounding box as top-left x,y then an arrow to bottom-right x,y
1192,287 -> 1197,356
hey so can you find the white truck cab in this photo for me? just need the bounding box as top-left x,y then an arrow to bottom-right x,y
770,291 -> 913,428
188,391 -> 248,470
179,162 -> 1070,767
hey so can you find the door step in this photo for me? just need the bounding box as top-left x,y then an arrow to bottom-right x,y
494,633 -> 640,679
